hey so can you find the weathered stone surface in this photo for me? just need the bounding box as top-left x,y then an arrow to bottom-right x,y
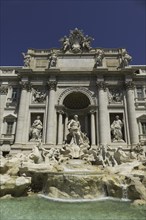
132,199 -> 146,206
0,174 -> 31,197
45,173 -> 105,199
0,157 -> 9,174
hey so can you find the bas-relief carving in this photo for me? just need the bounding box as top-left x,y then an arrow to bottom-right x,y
29,116 -> 43,141
108,88 -> 123,103
32,88 -> 46,103
60,28 -> 94,53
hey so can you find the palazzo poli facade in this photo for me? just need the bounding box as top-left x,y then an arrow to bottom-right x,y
0,29 -> 146,155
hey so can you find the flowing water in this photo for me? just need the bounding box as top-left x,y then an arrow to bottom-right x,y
0,195 -> 146,220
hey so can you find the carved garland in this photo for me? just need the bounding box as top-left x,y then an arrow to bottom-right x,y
58,87 -> 96,105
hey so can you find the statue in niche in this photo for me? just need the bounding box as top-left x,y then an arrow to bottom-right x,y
29,116 -> 43,141
48,52 -> 57,68
94,49 -> 104,67
120,50 -> 132,67
111,115 -> 124,142
32,89 -> 46,103
66,115 -> 83,146
22,53 -> 31,67
108,89 -> 123,103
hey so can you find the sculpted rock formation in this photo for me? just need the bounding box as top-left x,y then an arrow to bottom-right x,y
0,117 -> 146,203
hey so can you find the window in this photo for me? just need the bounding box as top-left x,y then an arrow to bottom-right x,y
6,122 -> 14,134
141,122 -> 146,135
137,87 -> 144,100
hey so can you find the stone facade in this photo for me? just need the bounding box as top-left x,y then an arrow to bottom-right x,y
0,29 -> 146,154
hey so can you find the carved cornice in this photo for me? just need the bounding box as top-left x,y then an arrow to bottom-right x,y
47,81 -> 57,90
125,81 -> 135,90
20,81 -> 32,91
0,85 -> 8,94
96,81 -> 107,91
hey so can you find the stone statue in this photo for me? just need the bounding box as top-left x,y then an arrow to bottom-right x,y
111,115 -> 124,142
22,53 -> 31,67
94,49 -> 104,67
121,50 -> 132,67
60,36 -> 70,52
81,35 -> 93,51
32,89 -> 46,103
60,28 -> 93,53
66,115 -> 83,146
49,52 -> 57,68
29,116 -> 43,141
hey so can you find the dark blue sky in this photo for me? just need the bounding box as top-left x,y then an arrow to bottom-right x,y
0,0 -> 146,66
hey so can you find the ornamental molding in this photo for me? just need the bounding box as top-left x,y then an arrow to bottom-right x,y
58,87 -> 96,106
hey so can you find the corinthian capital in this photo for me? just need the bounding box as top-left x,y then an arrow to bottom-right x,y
125,81 -> 135,90
47,80 -> 57,90
20,81 -> 32,91
96,81 -> 107,91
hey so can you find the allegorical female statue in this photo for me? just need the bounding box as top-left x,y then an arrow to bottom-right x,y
111,115 -> 124,142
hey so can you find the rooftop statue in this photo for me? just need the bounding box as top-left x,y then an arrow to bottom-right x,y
22,52 -> 31,67
60,28 -> 94,53
120,50 -> 132,67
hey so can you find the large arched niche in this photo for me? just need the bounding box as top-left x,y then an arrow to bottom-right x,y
58,87 -> 96,107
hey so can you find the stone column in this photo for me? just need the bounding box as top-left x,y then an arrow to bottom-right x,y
90,110 -> 96,145
85,114 -> 89,136
46,80 -> 57,144
15,81 -> 31,144
0,85 -> 8,137
125,81 -> 139,145
96,81 -> 108,145
58,111 -> 64,145
64,114 -> 68,140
